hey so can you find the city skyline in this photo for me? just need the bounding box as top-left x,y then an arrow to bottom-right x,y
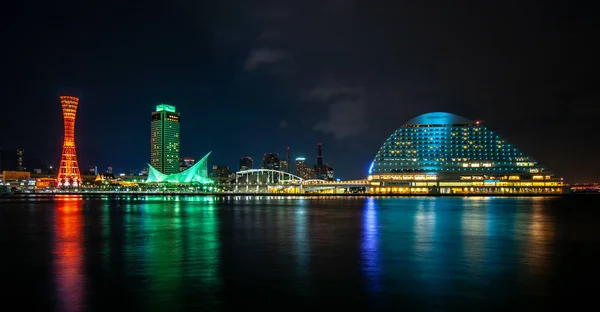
2,1 -> 598,182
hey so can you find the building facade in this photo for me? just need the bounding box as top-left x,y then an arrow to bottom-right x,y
261,153 -> 280,171
180,157 -> 195,172
280,160 -> 289,173
240,156 -> 253,171
150,104 -> 180,175
295,157 -> 312,180
368,112 -> 566,194
212,165 -> 231,178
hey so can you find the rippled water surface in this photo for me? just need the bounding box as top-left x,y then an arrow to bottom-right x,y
1,196 -> 599,311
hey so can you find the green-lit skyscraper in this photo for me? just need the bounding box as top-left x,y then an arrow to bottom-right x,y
150,104 -> 180,174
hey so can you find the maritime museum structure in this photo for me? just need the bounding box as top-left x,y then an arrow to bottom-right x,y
367,112 -> 566,194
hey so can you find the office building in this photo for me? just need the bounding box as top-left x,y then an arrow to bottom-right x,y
280,160 -> 288,173
281,146 -> 291,173
150,104 -> 180,175
261,153 -> 280,170
295,157 -> 312,180
240,156 -> 253,171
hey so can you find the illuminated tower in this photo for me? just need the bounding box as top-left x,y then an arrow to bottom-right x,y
57,96 -> 82,187
151,104 -> 180,174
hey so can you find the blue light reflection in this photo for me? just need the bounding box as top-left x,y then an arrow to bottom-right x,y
361,197 -> 382,294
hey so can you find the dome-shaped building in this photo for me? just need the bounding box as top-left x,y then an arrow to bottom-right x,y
367,112 -> 566,194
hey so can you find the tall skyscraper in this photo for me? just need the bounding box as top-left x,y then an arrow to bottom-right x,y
317,143 -> 323,167
151,104 -> 180,174
57,96 -> 82,187
240,156 -> 253,171
261,153 -> 280,170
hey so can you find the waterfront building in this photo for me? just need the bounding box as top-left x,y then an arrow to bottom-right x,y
261,153 -> 280,171
240,156 -> 253,171
150,104 -> 180,175
57,95 -> 82,187
368,112 -> 566,194
146,152 -> 211,184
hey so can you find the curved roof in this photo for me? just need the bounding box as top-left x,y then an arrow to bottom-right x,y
405,112 -> 474,125
146,152 -> 212,184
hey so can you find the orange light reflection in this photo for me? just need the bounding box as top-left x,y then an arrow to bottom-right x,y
54,199 -> 84,312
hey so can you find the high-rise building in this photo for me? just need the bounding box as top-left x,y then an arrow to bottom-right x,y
314,143 -> 327,179
261,153 -> 280,170
295,157 -> 312,180
281,146 -> 291,173
280,160 -> 288,173
57,96 -> 82,187
151,104 -> 180,175
240,156 -> 253,171
317,143 -> 323,167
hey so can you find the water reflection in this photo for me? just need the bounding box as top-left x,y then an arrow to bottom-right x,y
295,201 -> 309,279
412,199 -> 448,299
361,198 -> 381,293
461,199 -> 490,276
182,201 -> 220,297
143,201 -> 184,309
53,199 -> 85,312
528,201 -> 554,274
2,196 -> 578,311
413,200 -> 436,256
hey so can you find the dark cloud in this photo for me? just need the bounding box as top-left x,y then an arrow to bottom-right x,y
243,48 -> 288,71
307,82 -> 367,139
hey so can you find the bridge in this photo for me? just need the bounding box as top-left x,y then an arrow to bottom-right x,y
229,169 -> 368,194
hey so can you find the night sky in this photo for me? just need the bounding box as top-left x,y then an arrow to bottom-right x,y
2,0 -> 598,182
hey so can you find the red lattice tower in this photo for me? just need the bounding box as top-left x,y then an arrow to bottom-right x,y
57,96 -> 82,187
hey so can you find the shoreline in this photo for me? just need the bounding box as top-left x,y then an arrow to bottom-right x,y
3,192 -> 597,199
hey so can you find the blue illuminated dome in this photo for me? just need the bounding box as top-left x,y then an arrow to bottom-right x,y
367,112 -> 566,194
404,112 -> 474,126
